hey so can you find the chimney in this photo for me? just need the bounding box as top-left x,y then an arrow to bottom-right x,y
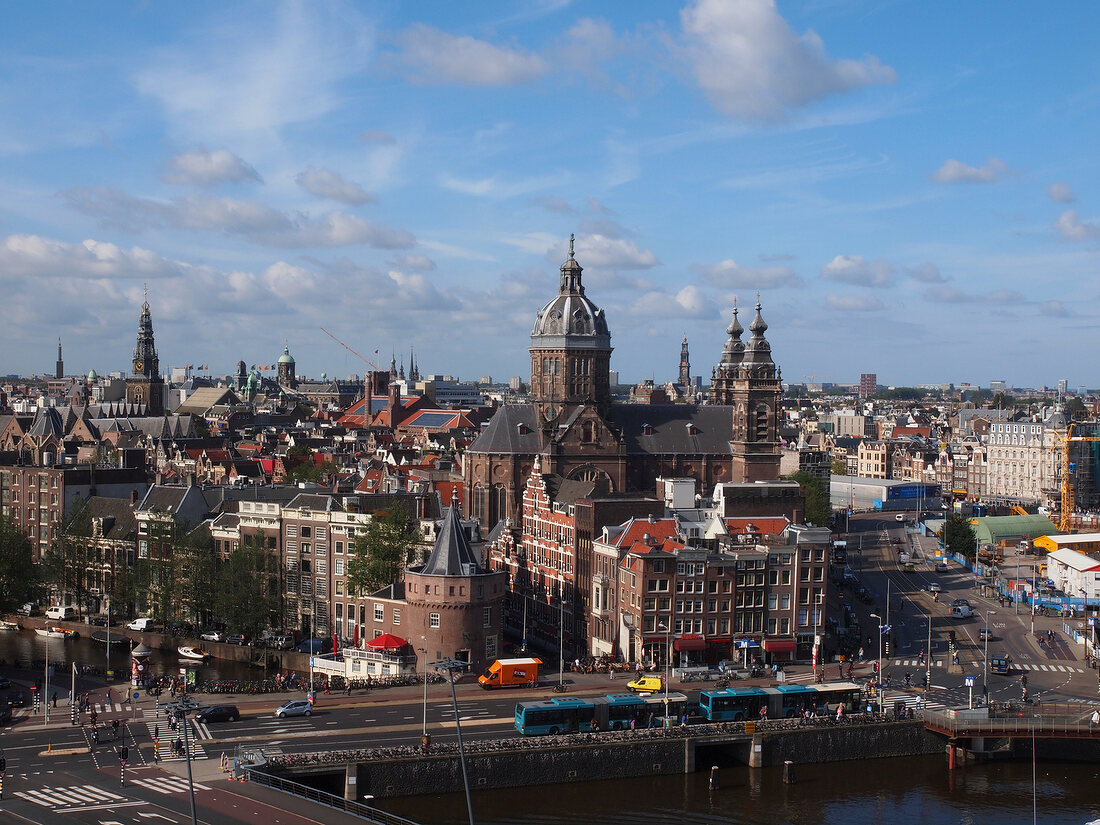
130,489 -> 138,504
388,382 -> 404,428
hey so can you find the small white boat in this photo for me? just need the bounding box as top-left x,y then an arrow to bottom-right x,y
36,625 -> 78,639
178,646 -> 209,660
0,620 -> 20,631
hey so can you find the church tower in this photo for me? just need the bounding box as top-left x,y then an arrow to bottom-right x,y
678,336 -> 691,387
125,291 -> 165,415
528,235 -> 613,420
726,296 -> 782,482
56,338 -> 64,380
277,343 -> 296,387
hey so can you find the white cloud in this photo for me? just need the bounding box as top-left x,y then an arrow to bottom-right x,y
295,166 -> 374,205
923,285 -> 1025,305
820,254 -> 895,287
552,234 -> 659,269
500,232 -> 559,255
534,196 -> 573,213
392,254 -> 436,271
440,172 -> 562,199
1039,300 -> 1068,317
903,262 -> 946,283
62,187 -> 414,249
825,294 -> 884,312
395,24 -> 547,86
631,285 -> 715,318
0,233 -> 185,280
162,147 -> 262,187
693,258 -> 802,288
134,4 -> 375,138
1055,209 -> 1100,241
679,0 -> 896,120
1047,182 -> 1075,203
931,157 -> 1009,184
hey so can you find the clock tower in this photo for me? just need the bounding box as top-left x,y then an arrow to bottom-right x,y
126,291 -> 165,415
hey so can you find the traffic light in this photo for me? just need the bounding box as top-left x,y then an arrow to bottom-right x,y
948,630 -> 956,644
0,757 -> 6,771
1021,674 -> 1028,688
884,638 -> 891,656
121,747 -> 129,761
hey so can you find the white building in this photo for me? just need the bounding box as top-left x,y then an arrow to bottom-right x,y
1045,547 -> 1100,603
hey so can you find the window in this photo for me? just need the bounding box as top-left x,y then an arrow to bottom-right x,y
336,581 -> 344,596
797,608 -> 808,627
483,607 -> 492,627
393,608 -> 401,625
780,594 -> 790,610
374,604 -> 384,622
335,559 -> 344,576
768,594 -> 778,610
301,526 -> 311,538
286,525 -> 297,538
429,613 -> 440,629
301,543 -> 311,555
335,541 -> 344,554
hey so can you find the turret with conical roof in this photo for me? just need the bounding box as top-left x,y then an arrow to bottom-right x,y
277,342 -> 297,387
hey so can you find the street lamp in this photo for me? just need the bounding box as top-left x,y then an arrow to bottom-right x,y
812,594 -> 823,682
418,637 -> 428,742
432,659 -> 473,825
163,693 -> 203,825
983,610 -> 996,702
658,622 -> 671,728
870,613 -> 884,715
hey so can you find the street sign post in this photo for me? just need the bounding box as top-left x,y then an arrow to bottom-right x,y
965,675 -> 975,709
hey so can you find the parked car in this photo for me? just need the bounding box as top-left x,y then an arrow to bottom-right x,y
17,602 -> 34,616
195,704 -> 240,723
200,630 -> 225,642
269,634 -> 293,650
128,618 -> 154,631
89,615 -> 109,627
226,633 -> 247,646
274,699 -> 312,718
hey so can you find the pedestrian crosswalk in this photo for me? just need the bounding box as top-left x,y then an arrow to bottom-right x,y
141,720 -> 209,762
130,775 -> 211,795
890,659 -> 945,669
14,784 -> 137,811
890,658 -> 1084,673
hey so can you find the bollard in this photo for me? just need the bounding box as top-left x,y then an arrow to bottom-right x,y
709,765 -> 720,790
47,742 -> 51,753
782,760 -> 795,784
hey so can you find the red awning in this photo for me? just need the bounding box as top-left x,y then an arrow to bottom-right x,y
709,637 -> 732,645
366,633 -> 408,650
763,639 -> 797,653
674,635 -> 707,652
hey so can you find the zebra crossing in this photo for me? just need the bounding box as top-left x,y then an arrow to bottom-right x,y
890,659 -> 1084,673
141,720 -> 209,761
14,784 -> 140,812
130,775 -> 211,795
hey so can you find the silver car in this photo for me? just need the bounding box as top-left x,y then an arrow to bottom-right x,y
274,699 -> 312,718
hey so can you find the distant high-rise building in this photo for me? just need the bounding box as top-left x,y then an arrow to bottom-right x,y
859,373 -> 877,399
1058,379 -> 1068,396
55,338 -> 63,379
608,369 -> 619,387
990,380 -> 1007,393
509,375 -> 523,391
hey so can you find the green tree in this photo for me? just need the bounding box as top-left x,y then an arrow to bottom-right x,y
787,471 -> 831,527
943,514 -> 977,559
0,516 -> 38,612
346,505 -> 422,595
1065,397 -> 1087,419
40,501 -> 95,614
131,518 -> 214,626
285,459 -> 337,485
214,536 -> 281,638
830,456 -> 847,476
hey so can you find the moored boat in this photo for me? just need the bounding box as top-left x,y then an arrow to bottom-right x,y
35,625 -> 79,639
0,620 -> 20,631
178,646 -> 210,660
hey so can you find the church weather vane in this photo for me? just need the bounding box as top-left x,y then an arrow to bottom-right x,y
569,233 -> 575,260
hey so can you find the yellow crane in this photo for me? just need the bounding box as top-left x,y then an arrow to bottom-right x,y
1050,423 -> 1100,531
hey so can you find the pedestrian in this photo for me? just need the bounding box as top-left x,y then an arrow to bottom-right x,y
112,719 -> 120,739
52,691 -> 58,708
153,739 -> 160,762
609,664 -> 615,680
106,688 -> 111,705
91,727 -> 99,748
1091,710 -> 1099,727
630,717 -> 636,731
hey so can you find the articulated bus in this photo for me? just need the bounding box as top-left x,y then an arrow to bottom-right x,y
514,692 -> 691,735
699,681 -> 864,722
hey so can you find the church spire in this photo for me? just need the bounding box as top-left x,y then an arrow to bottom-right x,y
741,293 -> 774,370
56,338 -> 64,379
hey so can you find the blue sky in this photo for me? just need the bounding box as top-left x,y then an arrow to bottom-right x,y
2,1 -> 1098,389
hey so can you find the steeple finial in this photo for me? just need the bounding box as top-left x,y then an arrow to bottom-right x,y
568,233 -> 575,260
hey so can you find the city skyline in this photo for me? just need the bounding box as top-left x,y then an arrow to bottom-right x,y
1,2 -> 1098,387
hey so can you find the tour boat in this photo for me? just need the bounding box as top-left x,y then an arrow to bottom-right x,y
35,625 -> 78,639
0,620 -> 20,631
178,646 -> 210,660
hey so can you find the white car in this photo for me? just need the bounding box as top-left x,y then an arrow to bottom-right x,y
200,630 -> 225,642
928,582 -> 941,593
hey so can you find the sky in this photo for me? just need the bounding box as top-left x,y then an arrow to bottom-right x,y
2,1 -> 1099,390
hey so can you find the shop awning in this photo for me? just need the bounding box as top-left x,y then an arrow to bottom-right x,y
709,637 -> 732,645
763,639 -> 797,653
366,633 -> 408,650
674,634 -> 707,652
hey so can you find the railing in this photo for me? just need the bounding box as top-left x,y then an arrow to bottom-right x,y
247,768 -> 421,825
925,707 -> 1100,737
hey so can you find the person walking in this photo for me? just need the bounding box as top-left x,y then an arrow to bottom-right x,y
52,691 -> 58,708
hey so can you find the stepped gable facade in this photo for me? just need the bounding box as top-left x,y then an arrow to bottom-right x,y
463,238 -> 783,530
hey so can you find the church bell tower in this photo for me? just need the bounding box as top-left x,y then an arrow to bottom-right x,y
126,289 -> 165,415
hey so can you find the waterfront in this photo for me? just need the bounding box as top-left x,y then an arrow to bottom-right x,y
0,628 -> 262,683
380,754 -> 1100,825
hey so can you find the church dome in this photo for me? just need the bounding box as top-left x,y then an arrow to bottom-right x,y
87,368 -> 98,382
530,239 -> 611,352
278,344 -> 295,364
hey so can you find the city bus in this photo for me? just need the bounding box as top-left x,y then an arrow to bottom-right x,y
598,692 -> 691,730
514,697 -> 596,735
699,681 -> 865,722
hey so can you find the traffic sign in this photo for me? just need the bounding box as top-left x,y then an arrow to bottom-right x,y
965,676 -> 975,686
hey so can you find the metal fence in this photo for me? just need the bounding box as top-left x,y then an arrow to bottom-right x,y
925,706 -> 1100,737
247,768 -> 421,825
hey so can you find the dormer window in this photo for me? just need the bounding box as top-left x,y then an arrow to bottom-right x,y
686,423 -> 698,435
642,423 -> 653,436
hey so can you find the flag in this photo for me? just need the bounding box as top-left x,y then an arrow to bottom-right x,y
352,622 -> 359,649
880,625 -> 892,635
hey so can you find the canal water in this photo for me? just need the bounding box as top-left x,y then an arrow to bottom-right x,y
380,754 -> 1100,825
0,628 -> 261,682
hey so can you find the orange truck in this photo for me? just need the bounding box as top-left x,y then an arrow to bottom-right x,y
478,657 -> 543,689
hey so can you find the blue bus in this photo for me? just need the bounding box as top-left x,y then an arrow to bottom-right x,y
514,697 -> 596,735
699,682 -> 864,721
515,692 -> 693,735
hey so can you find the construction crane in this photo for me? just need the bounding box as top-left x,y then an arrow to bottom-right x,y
802,374 -> 831,393
1050,423 -> 1100,531
320,327 -> 384,373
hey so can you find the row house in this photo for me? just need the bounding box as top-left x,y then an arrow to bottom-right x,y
891,442 -> 938,483
856,440 -> 894,479
986,414 -> 1064,504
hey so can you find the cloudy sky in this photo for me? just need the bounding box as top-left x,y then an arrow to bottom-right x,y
2,1 -> 1098,389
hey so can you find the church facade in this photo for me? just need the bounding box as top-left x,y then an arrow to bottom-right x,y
463,238 -> 783,530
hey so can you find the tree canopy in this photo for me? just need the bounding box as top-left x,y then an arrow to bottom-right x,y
943,514 -> 977,559
346,505 -> 423,595
0,516 -> 37,612
214,536 -> 281,638
787,471 -> 831,527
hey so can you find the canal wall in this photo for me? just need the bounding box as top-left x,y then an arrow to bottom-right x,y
273,721 -> 944,800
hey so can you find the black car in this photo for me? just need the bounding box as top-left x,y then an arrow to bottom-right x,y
89,615 -> 109,627
10,690 -> 26,707
195,704 -> 240,723
0,676 -> 11,689
226,634 -> 247,646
